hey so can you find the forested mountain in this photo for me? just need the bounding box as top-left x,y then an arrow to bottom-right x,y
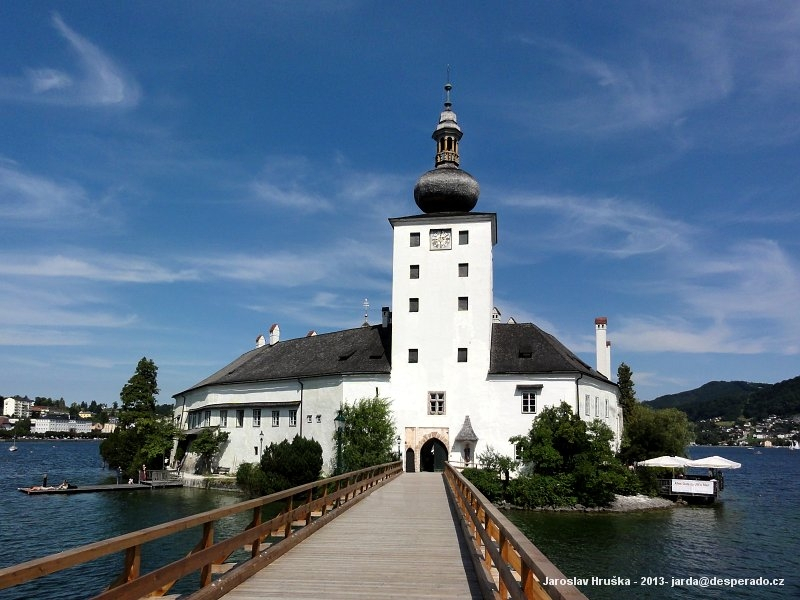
647,376 -> 800,421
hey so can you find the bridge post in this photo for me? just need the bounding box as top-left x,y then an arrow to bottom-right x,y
249,506 -> 262,557
199,522 -> 215,587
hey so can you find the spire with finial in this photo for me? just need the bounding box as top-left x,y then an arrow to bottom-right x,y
413,75 -> 480,213
361,297 -> 370,327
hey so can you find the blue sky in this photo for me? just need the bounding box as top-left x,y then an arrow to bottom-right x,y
1,2 -> 798,407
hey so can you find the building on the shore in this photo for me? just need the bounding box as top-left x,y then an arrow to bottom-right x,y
31,417 -> 93,435
173,84 -> 622,474
3,397 -> 32,419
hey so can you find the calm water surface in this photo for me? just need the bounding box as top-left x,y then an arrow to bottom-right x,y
0,440 -> 248,599
2,441 -> 798,599
505,446 -> 800,599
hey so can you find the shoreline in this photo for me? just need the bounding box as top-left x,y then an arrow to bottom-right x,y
501,494 -> 677,513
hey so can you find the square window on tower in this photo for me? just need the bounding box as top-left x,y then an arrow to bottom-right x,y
409,298 -> 419,312
458,263 -> 469,277
410,232 -> 420,247
459,230 -> 469,245
408,349 -> 418,363
428,392 -> 445,415
457,348 -> 468,362
458,297 -> 468,311
410,265 -> 419,279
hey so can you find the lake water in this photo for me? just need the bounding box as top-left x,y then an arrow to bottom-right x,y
504,445 -> 800,599
0,440 -> 248,599
1,441 -> 798,598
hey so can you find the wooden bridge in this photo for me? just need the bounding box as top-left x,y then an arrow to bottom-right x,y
0,463 -> 587,600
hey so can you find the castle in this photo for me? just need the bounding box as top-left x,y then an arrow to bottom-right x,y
173,84 -> 621,473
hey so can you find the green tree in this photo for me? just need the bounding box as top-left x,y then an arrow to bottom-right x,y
620,402 -> 694,464
119,357 -> 159,426
13,418 -> 32,437
100,357 -> 179,477
477,446 -> 517,482
336,396 -> 396,472
507,403 -> 636,508
511,402 -> 590,475
617,362 -> 637,424
190,428 -> 230,474
259,435 -> 323,494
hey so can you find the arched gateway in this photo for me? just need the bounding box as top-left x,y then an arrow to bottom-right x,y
420,438 -> 448,472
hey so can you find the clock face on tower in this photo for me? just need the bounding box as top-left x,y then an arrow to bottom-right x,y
430,228 -> 452,250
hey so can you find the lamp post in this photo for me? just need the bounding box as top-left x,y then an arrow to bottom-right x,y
334,409 -> 346,475
396,435 -> 401,462
259,430 -> 264,457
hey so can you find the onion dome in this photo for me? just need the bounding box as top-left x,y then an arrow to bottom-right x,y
414,82 -> 480,213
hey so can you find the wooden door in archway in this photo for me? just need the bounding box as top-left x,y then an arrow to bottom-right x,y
405,447 -> 415,472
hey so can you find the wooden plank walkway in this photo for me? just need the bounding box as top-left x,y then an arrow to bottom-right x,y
221,472 -> 484,599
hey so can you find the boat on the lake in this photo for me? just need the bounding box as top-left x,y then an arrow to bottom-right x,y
636,455 -> 741,503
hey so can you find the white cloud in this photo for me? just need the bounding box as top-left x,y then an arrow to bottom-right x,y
0,253 -> 198,283
499,191 -> 693,258
515,26 -> 732,135
0,13 -> 139,107
607,239 -> 800,356
613,316 -> 768,355
191,237 -> 391,290
0,161 -> 101,225
249,156 -> 410,217
0,327 -> 91,347
511,6 -> 800,144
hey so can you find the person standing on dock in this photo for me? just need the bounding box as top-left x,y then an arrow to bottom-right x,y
42,473 -> 47,487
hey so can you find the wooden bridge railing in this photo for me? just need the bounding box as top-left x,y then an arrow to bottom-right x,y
443,463 -> 588,600
0,461 -> 402,600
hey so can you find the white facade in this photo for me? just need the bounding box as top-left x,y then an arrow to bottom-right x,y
31,418 -> 93,434
174,374 -> 390,472
4,397 -> 32,419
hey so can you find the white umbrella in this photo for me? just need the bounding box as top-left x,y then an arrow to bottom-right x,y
636,455 -> 692,468
687,456 -> 741,469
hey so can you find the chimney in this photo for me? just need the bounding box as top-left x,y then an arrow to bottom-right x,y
492,307 -> 501,323
381,307 -> 391,328
595,317 -> 611,378
256,334 -> 266,348
269,323 -> 280,345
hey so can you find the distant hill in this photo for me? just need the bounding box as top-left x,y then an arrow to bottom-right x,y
646,376 -> 800,421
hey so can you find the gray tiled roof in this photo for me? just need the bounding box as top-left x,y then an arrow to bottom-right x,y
175,320 -> 608,398
489,323 -> 606,379
174,325 -> 391,396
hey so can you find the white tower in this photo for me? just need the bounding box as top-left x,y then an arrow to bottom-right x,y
390,82 -> 496,471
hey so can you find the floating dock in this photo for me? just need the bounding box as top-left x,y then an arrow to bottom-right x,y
18,481 -> 182,495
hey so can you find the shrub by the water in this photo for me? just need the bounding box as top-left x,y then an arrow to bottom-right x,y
260,435 -> 323,490
462,468 -> 503,502
465,403 -> 642,509
235,462 -> 269,497
506,474 -> 577,508
236,435 -> 323,497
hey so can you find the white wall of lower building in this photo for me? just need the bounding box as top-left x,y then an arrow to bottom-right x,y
176,374 -> 391,473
